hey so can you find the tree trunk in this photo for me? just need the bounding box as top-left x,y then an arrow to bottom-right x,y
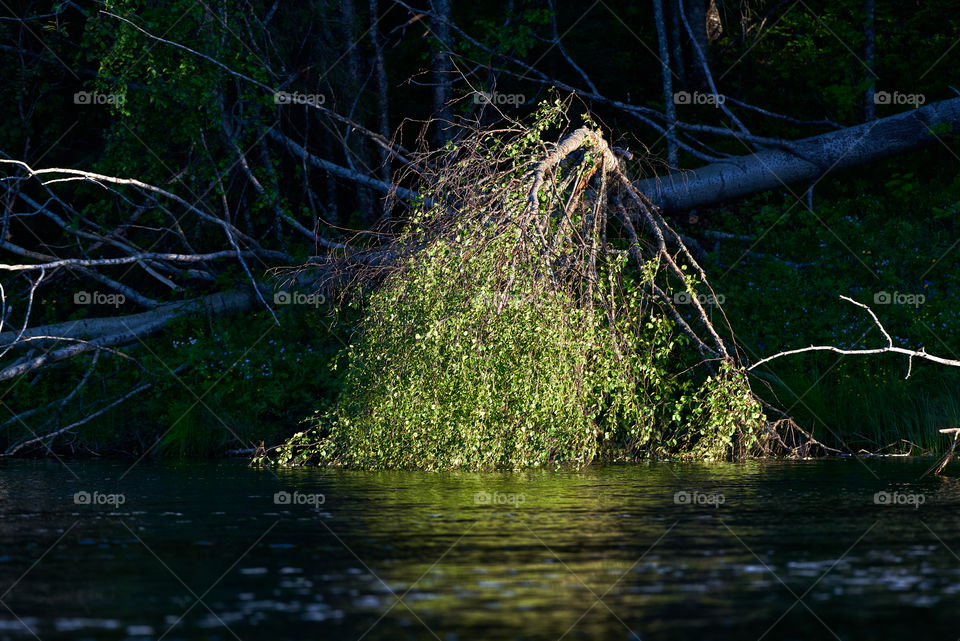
370,0 -> 392,218
666,0 -> 686,87
274,99 -> 960,216
0,287 -> 267,382
653,0 -> 679,167
431,0 -> 453,145
636,97 -> 960,212
339,0 -> 374,222
681,0 -> 710,90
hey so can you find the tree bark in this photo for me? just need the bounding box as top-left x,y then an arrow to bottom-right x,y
653,0 -> 679,167
681,0 -> 710,90
268,129 -> 419,202
430,0 -> 453,145
666,0 -> 686,87
0,287 -> 270,382
339,0 -> 374,222
369,0 -> 392,217
0,287 -> 263,349
636,97 -> 960,212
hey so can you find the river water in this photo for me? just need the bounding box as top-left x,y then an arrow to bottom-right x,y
0,458 -> 957,640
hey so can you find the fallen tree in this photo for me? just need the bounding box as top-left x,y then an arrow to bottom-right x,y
91,5 -> 960,219
636,97 -> 960,212
0,287 -> 266,382
270,104 -> 773,470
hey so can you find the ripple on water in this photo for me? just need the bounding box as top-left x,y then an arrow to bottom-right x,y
2,459 -> 960,640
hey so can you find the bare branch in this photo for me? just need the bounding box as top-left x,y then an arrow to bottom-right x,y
748,295 -> 960,375
3,377 -> 156,455
0,250 -> 280,272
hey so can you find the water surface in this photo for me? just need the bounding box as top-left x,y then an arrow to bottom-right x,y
0,458 -> 957,640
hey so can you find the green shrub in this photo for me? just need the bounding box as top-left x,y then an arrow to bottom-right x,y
272,105 -> 764,470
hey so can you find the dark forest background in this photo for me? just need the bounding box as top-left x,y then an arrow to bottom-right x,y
2,0 -> 959,457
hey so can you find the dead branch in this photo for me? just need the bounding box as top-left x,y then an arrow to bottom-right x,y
922,428 -> 960,477
3,376 -> 156,456
749,295 -> 960,375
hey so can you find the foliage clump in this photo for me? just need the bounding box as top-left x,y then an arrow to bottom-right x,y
276,103 -> 763,469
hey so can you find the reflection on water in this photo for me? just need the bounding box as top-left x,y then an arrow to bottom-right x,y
1,458 -> 960,639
